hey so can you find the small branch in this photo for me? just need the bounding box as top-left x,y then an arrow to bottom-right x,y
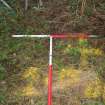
0,0 -> 12,10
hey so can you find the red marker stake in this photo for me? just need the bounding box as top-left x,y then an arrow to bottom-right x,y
48,65 -> 52,105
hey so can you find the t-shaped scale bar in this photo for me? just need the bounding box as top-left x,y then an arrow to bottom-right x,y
12,34 -> 99,105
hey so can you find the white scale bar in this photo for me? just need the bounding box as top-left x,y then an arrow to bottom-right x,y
12,35 -> 100,38
12,35 -> 50,37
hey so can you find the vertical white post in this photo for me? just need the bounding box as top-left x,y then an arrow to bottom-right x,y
48,36 -> 53,105
49,36 -> 53,65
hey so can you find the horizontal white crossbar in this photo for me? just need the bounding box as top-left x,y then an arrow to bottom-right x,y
12,35 -> 50,37
12,34 -> 101,38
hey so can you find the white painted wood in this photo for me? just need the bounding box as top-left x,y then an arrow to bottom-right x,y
49,36 -> 53,65
12,35 -> 50,37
